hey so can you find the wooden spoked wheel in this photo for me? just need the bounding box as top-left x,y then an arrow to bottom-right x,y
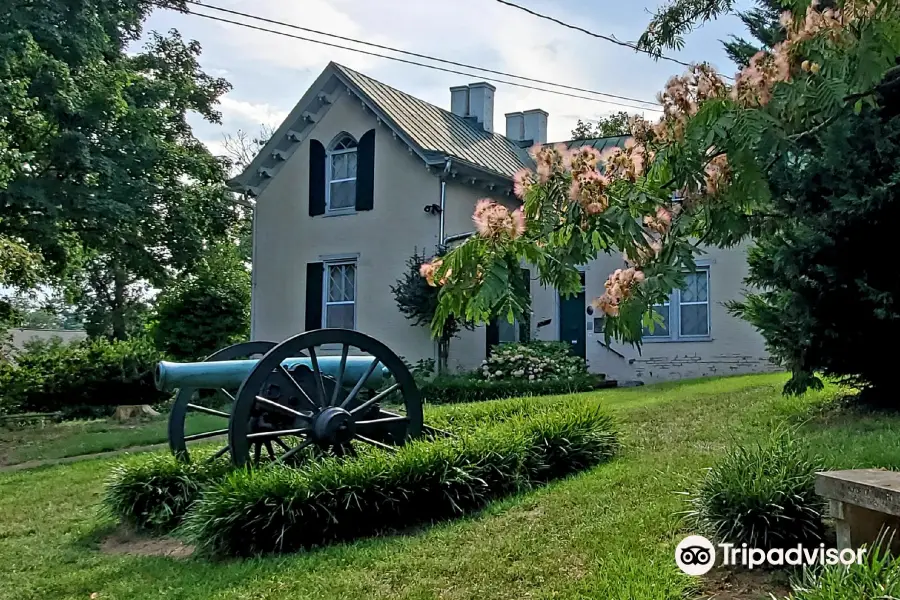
168,341 -> 277,463
228,329 -> 423,467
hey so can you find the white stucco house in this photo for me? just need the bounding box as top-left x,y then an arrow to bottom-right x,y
230,61 -> 779,383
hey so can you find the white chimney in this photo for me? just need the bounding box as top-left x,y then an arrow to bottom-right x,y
450,85 -> 469,118
505,112 -> 524,141
523,109 -> 548,145
466,82 -> 495,133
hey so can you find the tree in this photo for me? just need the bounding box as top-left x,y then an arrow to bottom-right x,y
0,1 -> 238,340
149,242 -> 250,360
721,0 -> 788,67
430,0 -> 900,398
391,249 -> 471,374
728,107 -> 900,399
570,112 -> 633,140
221,124 -> 274,262
222,125 -> 275,175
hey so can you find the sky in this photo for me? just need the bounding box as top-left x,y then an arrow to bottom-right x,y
140,0 -> 756,155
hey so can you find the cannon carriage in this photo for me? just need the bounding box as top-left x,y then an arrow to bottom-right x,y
156,329 -> 424,466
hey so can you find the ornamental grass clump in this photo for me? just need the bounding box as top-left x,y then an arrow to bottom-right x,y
181,406 -> 618,557
684,430 -> 825,552
781,536 -> 900,599
103,449 -> 233,532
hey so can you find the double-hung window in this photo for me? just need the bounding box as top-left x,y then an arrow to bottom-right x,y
326,135 -> 357,213
643,267 -> 710,340
323,261 -> 356,329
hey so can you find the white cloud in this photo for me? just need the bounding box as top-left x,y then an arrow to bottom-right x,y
217,95 -> 288,128
151,0 -> 748,144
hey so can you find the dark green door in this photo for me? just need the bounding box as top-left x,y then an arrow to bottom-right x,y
559,284 -> 586,359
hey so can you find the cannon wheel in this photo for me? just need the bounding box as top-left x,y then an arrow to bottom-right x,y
229,329 -> 423,467
168,341 -> 277,463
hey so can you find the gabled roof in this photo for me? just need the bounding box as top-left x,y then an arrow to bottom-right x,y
229,62 -> 629,198
333,65 -> 532,179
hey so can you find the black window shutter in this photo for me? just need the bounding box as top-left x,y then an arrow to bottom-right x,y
309,139 -> 326,216
355,129 -> 375,211
305,262 -> 324,330
519,268 -> 531,342
486,319 -> 500,358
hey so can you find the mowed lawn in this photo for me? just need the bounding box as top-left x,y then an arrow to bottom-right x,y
2,373 -> 900,600
0,414 -> 223,467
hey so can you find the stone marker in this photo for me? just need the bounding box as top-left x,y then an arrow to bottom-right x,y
815,469 -> 900,554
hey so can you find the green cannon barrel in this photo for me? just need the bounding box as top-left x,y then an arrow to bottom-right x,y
155,356 -> 389,393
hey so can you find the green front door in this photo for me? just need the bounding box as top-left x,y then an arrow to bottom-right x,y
559,283 -> 586,359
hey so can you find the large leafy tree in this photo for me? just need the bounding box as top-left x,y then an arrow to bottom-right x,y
429,0 -> 900,397
0,0 -> 237,340
570,112 -> 633,140
149,242 -> 250,360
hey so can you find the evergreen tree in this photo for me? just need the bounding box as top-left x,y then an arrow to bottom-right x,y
722,0 -> 788,67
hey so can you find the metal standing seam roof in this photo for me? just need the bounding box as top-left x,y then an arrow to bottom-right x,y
333,64 -> 533,178
560,136 -> 631,153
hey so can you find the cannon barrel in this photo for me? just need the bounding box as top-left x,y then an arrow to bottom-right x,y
155,356 -> 389,393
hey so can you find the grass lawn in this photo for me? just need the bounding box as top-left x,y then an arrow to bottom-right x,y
1,373 -> 899,600
0,414 -> 222,467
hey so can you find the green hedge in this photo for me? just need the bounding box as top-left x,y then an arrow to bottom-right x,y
103,449 -> 233,532
420,374 -> 605,405
0,336 -> 166,418
181,406 -> 617,556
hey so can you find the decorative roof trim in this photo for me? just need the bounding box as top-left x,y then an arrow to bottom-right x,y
228,62 -> 528,198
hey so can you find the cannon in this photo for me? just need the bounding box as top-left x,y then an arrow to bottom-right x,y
159,329 -> 423,466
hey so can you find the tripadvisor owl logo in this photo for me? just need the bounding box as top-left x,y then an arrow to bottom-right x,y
675,535 -> 716,576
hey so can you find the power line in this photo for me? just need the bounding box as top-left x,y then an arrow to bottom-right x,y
156,3 -> 664,113
185,0 -> 661,109
492,0 -> 735,81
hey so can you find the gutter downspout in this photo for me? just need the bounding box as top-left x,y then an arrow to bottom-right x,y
439,158 -> 451,246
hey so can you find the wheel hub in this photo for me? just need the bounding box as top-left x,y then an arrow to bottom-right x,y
312,406 -> 355,444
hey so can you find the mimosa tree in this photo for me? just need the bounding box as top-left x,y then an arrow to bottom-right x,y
427,0 -> 900,395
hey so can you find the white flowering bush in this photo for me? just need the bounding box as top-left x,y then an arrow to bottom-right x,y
477,341 -> 587,382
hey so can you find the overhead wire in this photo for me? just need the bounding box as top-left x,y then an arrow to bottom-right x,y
154,1 -> 664,113
491,0 -> 735,81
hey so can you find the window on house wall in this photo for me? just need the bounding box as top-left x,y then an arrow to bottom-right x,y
323,261 -> 356,329
326,135 -> 357,213
497,318 -> 519,343
642,267 -> 710,340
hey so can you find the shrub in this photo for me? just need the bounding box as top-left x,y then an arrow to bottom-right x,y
181,406 -> 618,556
104,450 -> 233,532
476,341 -> 587,382
149,243 -> 250,361
781,538 -> 900,599
421,373 -> 603,405
0,336 -> 166,418
684,430 -> 825,551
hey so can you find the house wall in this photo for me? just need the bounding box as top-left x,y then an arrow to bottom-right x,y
252,91 -> 498,368
252,88 -> 777,382
253,91 -> 438,361
529,242 -> 779,382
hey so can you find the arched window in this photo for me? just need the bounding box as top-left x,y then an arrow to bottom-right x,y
326,134 -> 358,212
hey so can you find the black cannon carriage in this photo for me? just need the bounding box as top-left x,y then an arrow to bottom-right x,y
156,329 -> 425,466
